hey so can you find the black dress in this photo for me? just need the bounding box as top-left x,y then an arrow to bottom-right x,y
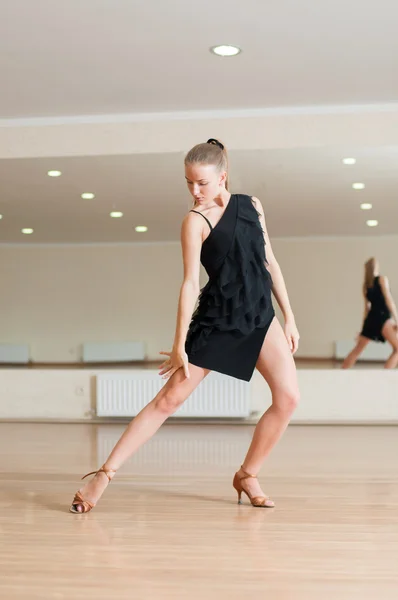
360,275 -> 391,342
185,193 -> 275,381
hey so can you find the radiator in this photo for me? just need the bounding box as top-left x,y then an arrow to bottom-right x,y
82,341 -> 145,362
0,344 -> 30,364
96,371 -> 251,418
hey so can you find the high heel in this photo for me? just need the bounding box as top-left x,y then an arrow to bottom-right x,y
233,465 -> 274,508
69,465 -> 117,514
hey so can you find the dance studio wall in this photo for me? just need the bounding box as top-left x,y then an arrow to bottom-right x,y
1,235 -> 397,361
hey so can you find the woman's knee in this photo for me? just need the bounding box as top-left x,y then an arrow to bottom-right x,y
153,389 -> 185,415
390,335 -> 398,353
273,386 -> 300,415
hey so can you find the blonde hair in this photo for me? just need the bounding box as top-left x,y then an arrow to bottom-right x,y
363,257 -> 377,292
184,138 -> 229,190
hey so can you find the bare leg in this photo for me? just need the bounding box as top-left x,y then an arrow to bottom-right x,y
381,319 -> 398,369
73,363 -> 209,511
236,318 -> 300,500
341,336 -> 370,369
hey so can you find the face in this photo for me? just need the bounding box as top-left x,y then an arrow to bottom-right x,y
185,163 -> 227,204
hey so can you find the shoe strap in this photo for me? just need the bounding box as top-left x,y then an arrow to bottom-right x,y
239,465 -> 258,481
72,491 -> 95,512
81,465 -> 117,482
239,466 -> 273,506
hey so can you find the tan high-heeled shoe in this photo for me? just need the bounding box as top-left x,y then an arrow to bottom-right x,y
233,465 -> 275,508
69,465 -> 117,514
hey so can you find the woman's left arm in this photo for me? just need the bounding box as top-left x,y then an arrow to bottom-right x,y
252,196 -> 300,353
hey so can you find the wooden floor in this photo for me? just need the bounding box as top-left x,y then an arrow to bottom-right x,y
1,422 -> 398,599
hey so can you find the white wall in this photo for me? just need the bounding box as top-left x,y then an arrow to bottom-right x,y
1,236 -> 397,361
1,242 -> 182,362
1,367 -> 397,424
272,235 -> 398,356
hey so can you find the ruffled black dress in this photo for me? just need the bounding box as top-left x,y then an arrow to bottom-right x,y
360,275 -> 391,342
185,193 -> 275,381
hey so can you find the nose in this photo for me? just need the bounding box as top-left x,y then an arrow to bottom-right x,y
193,184 -> 201,196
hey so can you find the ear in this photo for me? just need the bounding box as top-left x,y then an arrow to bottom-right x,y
219,171 -> 227,186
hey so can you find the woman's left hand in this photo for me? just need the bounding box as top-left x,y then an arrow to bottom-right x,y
284,320 -> 300,354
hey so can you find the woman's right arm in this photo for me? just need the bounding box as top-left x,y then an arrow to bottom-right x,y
379,276 -> 398,326
172,214 -> 203,352
159,213 -> 203,379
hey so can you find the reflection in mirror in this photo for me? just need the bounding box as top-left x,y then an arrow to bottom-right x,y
0,146 -> 397,368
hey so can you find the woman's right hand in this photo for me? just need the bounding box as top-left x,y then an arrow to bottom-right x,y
158,348 -> 190,380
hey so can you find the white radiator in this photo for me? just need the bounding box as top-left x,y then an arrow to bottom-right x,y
96,371 -> 251,418
82,341 -> 145,362
0,344 -> 30,364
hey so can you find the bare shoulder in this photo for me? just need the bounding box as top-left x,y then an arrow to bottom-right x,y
379,275 -> 390,289
182,210 -> 203,230
180,211 -> 204,243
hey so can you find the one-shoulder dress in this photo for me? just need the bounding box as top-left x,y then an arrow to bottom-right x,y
360,275 -> 391,342
185,193 -> 275,381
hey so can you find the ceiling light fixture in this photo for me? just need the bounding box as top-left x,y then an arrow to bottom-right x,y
81,193 -> 95,199
135,226 -> 148,233
22,228 -> 34,234
47,170 -> 62,177
210,45 -> 242,57
360,203 -> 372,210
0,214 -> 3,220
343,158 -> 356,165
110,211 -> 123,218
366,220 -> 378,227
352,183 -> 365,190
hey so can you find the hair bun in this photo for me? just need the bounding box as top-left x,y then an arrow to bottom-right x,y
207,138 -> 224,150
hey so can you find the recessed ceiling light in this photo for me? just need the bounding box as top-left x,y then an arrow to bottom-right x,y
47,170 -> 62,177
366,220 -> 378,227
360,203 -> 372,210
210,45 -> 242,57
343,158 -> 356,165
81,193 -> 95,199
135,226 -> 148,233
110,211 -> 123,218
352,183 -> 365,190
22,228 -> 34,234
0,214 -> 3,220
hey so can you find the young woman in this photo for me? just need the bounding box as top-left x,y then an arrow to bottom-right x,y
342,257 -> 398,369
70,139 -> 300,513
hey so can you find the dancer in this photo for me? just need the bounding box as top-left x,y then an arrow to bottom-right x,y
342,257 -> 398,369
70,138 -> 300,513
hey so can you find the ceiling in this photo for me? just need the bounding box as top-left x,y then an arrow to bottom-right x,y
0,1 -> 397,243
1,147 -> 397,243
1,0 -> 398,119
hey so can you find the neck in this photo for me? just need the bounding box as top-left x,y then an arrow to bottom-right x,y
213,188 -> 231,206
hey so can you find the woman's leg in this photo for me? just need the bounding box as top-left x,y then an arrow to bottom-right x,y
236,318 -> 300,499
73,363 -> 210,511
341,336 -> 370,369
381,319 -> 398,369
